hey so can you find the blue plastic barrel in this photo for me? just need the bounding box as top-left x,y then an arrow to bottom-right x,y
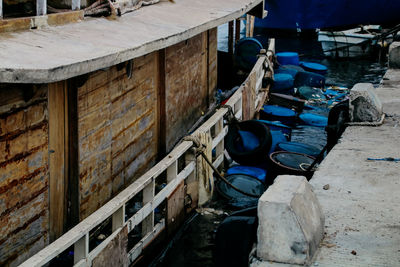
294,71 -> 325,88
235,37 -> 263,71
276,141 -> 321,158
269,130 -> 287,154
260,105 -> 297,126
226,166 -> 267,183
271,73 -> 294,94
276,52 -> 300,66
299,61 -> 328,75
256,119 -> 292,138
238,130 -> 260,151
299,113 -> 328,127
275,67 -> 299,79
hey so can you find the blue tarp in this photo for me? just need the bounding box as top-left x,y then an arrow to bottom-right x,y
255,0 -> 400,30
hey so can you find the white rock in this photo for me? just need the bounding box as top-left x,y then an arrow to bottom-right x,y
349,83 -> 383,122
256,175 -> 324,265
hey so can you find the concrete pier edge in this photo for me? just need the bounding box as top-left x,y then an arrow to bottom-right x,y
252,42 -> 400,266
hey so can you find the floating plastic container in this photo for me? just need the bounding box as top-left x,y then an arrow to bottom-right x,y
238,130 -> 260,151
260,105 -> 297,126
294,71 -> 325,88
299,113 -> 328,127
275,67 -> 299,79
256,119 -> 292,138
276,52 -> 300,66
217,174 -> 266,200
226,166 -> 267,183
269,151 -> 315,176
297,86 -> 326,101
235,37 -> 264,71
276,141 -> 321,158
270,130 -> 288,154
271,73 -> 294,93
299,61 -> 328,75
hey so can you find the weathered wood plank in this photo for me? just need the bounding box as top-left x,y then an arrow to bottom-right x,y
48,81 -> 67,241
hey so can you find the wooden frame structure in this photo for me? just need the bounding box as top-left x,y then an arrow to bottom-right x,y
19,42 -> 274,266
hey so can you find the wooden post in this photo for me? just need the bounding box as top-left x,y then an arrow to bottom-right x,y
228,21 -> 234,57
157,49 -> 167,160
142,180 -> 155,236
74,234 -> 89,264
112,206 -> 125,231
48,81 -> 67,241
249,16 -> 255,37
235,18 -> 241,44
72,0 -> 81,10
215,118 -> 224,170
37,0 -> 47,16
246,15 -> 250,37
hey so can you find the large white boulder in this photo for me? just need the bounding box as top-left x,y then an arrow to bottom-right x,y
349,83 -> 383,122
256,175 -> 324,265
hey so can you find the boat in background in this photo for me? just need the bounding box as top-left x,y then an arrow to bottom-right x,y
255,0 -> 400,30
318,25 -> 384,57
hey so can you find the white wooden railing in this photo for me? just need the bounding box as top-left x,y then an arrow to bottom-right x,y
19,46 -> 272,267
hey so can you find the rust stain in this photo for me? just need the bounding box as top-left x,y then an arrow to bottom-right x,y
111,140 -> 154,180
0,185 -> 48,217
0,166 -> 47,194
0,120 -> 48,143
0,143 -> 47,168
111,120 -> 155,157
0,232 -> 46,266
0,99 -> 47,120
0,209 -> 47,246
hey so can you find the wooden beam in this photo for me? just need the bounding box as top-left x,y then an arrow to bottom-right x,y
228,21 -> 234,57
66,80 -> 80,228
48,81 -> 67,241
157,50 -> 166,160
235,18 -> 241,44
72,0 -> 81,10
37,0 -> 47,16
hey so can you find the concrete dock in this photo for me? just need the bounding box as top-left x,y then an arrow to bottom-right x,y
308,68 -> 400,266
253,59 -> 400,266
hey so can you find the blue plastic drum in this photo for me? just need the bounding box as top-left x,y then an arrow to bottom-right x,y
276,141 -> 321,158
256,120 -> 292,138
299,113 -> 328,127
276,52 -> 300,66
269,130 -> 288,154
260,105 -> 297,126
226,166 -> 267,183
300,61 -> 328,75
294,71 -> 325,88
235,37 -> 264,71
271,73 -> 294,94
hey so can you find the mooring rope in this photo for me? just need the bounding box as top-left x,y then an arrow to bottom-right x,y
183,136 -> 262,198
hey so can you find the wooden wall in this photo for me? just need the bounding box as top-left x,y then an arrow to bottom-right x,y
165,29 -> 217,151
77,52 -> 159,219
0,27 -> 218,265
0,84 -> 50,266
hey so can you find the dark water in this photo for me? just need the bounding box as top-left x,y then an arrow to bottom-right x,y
152,36 -> 388,267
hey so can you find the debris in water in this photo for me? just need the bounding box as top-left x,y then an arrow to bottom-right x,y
351,250 -> 357,255
323,184 -> 330,190
367,157 -> 400,162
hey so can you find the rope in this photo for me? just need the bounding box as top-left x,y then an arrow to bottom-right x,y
184,136 -> 262,199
